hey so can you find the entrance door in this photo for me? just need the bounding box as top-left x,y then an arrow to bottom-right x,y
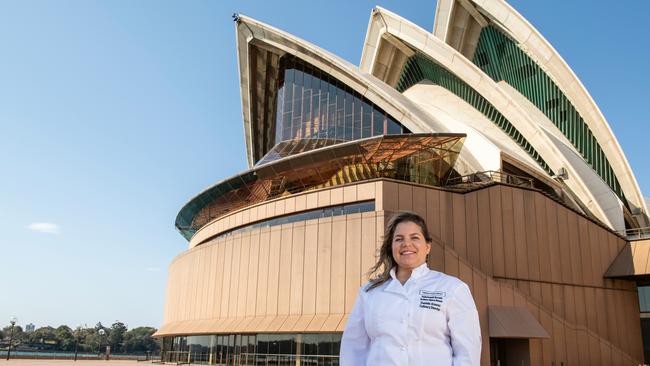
489,338 -> 530,366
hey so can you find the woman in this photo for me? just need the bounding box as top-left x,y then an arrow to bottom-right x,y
340,211 -> 481,365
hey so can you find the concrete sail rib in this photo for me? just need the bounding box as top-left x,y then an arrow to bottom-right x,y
361,7 -> 624,230
434,0 -> 647,218
235,15 -> 486,175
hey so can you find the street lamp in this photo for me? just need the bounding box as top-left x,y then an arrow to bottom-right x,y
98,329 -> 105,359
74,325 -> 82,362
5,316 -> 17,361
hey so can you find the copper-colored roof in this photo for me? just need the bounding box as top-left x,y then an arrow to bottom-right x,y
488,306 -> 550,339
175,133 -> 465,240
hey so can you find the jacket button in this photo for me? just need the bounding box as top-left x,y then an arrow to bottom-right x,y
401,346 -> 406,351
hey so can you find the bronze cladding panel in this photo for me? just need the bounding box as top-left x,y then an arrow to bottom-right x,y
159,181 -> 643,364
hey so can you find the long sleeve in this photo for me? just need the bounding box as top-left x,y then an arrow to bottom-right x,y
340,287 -> 370,366
447,282 -> 482,366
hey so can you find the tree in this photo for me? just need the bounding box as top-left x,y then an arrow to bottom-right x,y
2,325 -> 24,346
55,325 -> 75,351
122,327 -> 159,353
108,321 -> 128,353
26,326 -> 57,347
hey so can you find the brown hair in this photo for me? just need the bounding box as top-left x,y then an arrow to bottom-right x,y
366,211 -> 432,291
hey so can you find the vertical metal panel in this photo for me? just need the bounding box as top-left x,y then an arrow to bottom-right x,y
477,189 -> 493,275
443,245 -> 459,277
266,227 -> 282,316
544,199 -> 562,284
566,211 -> 582,284
425,188 -> 441,240
464,191 -> 480,267
534,193 -> 551,283
302,221 -> 318,315
512,188 -> 528,280
439,191 -> 454,247
412,185 -> 427,218
588,225 -> 603,288
345,214 -> 362,313
452,194 -> 467,258
213,240 -> 226,319
382,181 -> 399,211
277,224 -> 293,315
578,218 -> 594,285
500,186 -> 517,279
316,217 -> 332,314
551,283 -> 564,321
317,190 -> 330,208
397,183 -> 413,211
289,223 -> 305,315
538,309 -> 553,365
594,288 -> 608,339
562,286 -> 576,324
193,247 -> 205,320
330,216 -> 347,314
583,287 -> 598,337
237,234 -> 251,318
343,185 -> 357,204
228,236 -> 242,318
551,317 -> 566,365
573,287 -> 587,326
330,186 -> 344,205
255,228 -> 271,316
523,191 -> 540,282
246,230 -> 261,317
564,326 -> 579,365
360,212 -> 377,283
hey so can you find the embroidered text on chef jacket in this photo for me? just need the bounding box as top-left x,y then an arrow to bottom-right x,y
340,263 -> 481,366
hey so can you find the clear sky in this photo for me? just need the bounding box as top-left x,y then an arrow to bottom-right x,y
0,0 -> 648,330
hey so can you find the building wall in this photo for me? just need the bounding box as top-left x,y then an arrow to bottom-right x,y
379,180 -> 643,365
160,179 -> 643,365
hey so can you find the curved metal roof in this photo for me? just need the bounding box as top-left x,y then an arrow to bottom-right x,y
175,133 -> 465,240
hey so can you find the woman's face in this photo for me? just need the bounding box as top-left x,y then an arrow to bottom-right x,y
391,221 -> 431,271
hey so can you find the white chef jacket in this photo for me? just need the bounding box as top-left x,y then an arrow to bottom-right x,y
340,263 -> 481,366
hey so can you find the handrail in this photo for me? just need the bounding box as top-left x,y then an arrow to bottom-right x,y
445,170 -> 534,188
618,227 -> 650,240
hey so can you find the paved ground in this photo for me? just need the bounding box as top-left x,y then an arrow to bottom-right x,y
0,361 -> 157,366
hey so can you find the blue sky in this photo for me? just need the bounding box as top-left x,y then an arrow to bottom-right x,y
0,0 -> 648,329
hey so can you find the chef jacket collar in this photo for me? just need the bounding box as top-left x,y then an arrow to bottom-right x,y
386,262 -> 430,294
389,262 -> 429,281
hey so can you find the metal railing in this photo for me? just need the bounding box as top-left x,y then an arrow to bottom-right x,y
445,170 -> 534,188
618,227 -> 650,240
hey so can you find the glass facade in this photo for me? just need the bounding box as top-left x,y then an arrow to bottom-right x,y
213,201 -> 374,241
639,286 -> 650,313
161,333 -> 341,365
177,134 -> 464,240
263,55 -> 409,164
396,52 -> 553,177
471,25 -> 627,206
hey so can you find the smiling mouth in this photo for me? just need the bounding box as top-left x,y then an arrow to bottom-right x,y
400,251 -> 416,255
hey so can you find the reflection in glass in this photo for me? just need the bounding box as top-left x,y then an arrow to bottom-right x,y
162,333 -> 341,365
263,55 -> 409,165
180,134 -> 464,239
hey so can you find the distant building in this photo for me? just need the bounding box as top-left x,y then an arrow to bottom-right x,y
25,323 -> 35,333
156,0 -> 650,365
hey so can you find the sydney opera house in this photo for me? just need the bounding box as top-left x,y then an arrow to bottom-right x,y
155,0 -> 650,364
